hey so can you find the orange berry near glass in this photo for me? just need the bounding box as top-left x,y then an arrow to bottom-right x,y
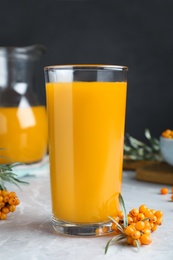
139,204 -> 147,214
135,221 -> 145,231
155,210 -> 163,218
140,234 -> 152,245
131,230 -> 141,239
160,188 -> 168,194
130,208 -> 139,217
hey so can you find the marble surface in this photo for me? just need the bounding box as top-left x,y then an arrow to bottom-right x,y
0,164 -> 172,260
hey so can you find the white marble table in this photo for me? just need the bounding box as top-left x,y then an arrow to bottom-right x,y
0,165 -> 172,260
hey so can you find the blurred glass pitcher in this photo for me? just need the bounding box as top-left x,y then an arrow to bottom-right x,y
0,45 -> 48,164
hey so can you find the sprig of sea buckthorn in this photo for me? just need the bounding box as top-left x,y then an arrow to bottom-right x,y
105,194 -> 163,254
0,190 -> 20,220
0,161 -> 29,220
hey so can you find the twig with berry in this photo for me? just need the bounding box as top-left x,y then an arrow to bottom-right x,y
105,194 -> 163,253
0,162 -> 29,220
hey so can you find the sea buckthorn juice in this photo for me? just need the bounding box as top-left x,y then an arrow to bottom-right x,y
44,65 -> 128,236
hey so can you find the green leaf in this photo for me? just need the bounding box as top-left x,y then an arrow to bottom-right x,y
145,129 -> 151,140
124,129 -> 162,162
119,193 -> 128,228
134,239 -> 141,252
0,161 -> 29,190
105,234 -> 125,254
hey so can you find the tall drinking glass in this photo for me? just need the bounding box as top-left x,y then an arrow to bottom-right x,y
44,65 -> 128,236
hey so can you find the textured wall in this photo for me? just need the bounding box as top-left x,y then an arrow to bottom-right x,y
0,0 -> 173,140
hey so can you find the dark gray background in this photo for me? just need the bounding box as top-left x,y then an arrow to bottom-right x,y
0,0 -> 173,141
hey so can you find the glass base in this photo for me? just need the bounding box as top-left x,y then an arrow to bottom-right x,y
52,215 -> 114,236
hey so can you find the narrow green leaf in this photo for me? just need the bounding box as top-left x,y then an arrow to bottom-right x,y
119,194 -> 128,228
135,239 -> 141,252
105,234 -> 125,254
145,129 -> 151,140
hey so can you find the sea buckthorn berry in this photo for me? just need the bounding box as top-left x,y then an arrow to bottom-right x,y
9,192 -> 16,198
0,212 -> 7,220
155,210 -> 163,218
13,198 -> 20,205
155,217 -> 163,225
127,216 -> 133,224
0,196 -> 3,203
3,196 -> 9,203
131,230 -> 141,240
142,228 -> 151,235
172,187 -> 173,193
137,213 -> 145,221
144,209 -> 154,218
149,222 -> 154,229
8,197 -> 16,205
8,205 -> 16,212
160,188 -> 168,194
124,225 -> 135,236
130,208 -> 139,217
151,224 -> 158,232
126,236 -> 133,245
139,204 -> 147,214
144,221 -> 151,229
149,215 -> 157,223
140,234 -> 152,245
171,195 -> 173,201
135,221 -> 145,231
150,209 -> 156,214
131,216 -> 138,223
1,190 -> 9,197
0,202 -> 5,209
2,207 -> 10,214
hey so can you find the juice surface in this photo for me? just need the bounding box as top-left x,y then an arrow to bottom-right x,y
46,81 -> 127,223
0,106 -> 48,163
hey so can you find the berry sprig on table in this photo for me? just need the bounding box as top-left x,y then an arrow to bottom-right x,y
0,190 -> 20,220
0,161 -> 29,220
105,194 -> 163,253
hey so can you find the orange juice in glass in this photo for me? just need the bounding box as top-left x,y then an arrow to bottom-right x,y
44,65 -> 128,236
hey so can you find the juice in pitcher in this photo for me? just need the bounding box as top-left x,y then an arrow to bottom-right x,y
0,105 -> 48,164
0,44 -> 48,164
45,65 -> 128,236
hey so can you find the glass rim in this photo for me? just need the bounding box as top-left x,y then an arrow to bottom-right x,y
44,64 -> 128,71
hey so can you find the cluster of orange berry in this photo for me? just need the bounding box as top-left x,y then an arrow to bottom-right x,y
161,129 -> 173,139
111,204 -> 163,247
0,190 -> 20,220
160,187 -> 173,201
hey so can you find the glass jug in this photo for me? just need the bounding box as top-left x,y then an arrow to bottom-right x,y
0,45 -> 48,164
